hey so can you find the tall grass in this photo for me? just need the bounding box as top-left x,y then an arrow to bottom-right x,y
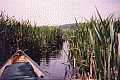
0,12 -> 63,62
65,10 -> 120,79
1,11 -> 120,79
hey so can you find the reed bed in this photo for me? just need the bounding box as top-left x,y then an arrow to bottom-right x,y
65,10 -> 120,79
0,12 -> 63,62
1,10 -> 120,79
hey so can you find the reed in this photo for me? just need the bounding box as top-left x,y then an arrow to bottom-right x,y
65,10 -> 120,79
0,12 -> 63,61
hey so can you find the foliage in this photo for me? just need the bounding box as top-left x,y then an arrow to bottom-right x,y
0,12 -> 63,62
65,11 -> 120,79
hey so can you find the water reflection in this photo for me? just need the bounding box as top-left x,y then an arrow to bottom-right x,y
0,41 -> 72,79
39,41 -> 72,80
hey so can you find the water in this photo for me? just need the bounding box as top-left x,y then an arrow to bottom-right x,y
0,41 -> 72,80
40,41 -> 72,80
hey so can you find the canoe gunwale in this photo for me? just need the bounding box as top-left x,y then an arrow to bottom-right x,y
0,50 -> 46,78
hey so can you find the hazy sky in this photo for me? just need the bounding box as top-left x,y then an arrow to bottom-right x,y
0,0 -> 120,25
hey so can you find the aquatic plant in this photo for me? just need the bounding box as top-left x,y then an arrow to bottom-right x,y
0,12 -> 63,62
65,10 -> 120,79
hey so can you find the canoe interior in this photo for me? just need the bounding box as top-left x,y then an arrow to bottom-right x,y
0,50 -> 45,79
0,62 -> 38,80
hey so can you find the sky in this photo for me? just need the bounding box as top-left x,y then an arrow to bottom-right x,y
0,0 -> 120,26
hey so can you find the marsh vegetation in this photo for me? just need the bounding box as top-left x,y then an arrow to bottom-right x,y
0,10 -> 120,79
64,9 -> 120,79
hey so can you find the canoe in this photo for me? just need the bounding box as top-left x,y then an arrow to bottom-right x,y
0,50 -> 45,80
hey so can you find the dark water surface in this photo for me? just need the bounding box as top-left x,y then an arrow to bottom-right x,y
40,41 -> 72,80
0,41 -> 72,80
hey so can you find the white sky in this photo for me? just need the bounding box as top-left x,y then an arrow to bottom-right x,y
0,0 -> 120,26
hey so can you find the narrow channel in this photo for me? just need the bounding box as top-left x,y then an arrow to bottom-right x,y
40,41 -> 72,80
